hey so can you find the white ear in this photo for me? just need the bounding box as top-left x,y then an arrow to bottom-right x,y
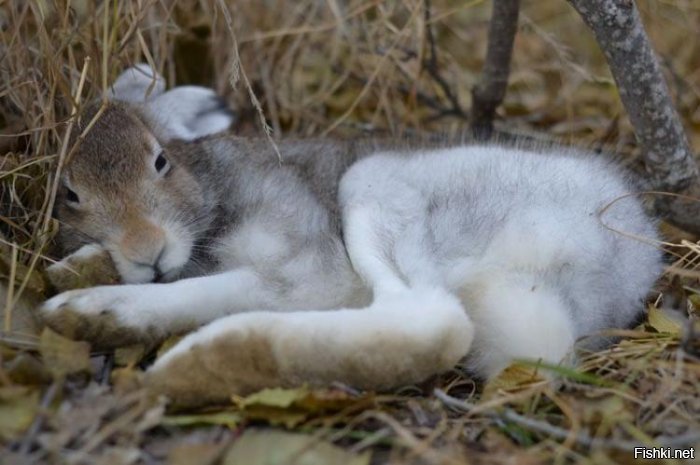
107,63 -> 166,103
139,86 -> 236,141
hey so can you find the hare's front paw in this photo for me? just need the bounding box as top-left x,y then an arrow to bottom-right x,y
40,286 -> 160,349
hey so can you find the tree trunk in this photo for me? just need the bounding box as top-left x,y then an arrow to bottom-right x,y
567,0 -> 700,233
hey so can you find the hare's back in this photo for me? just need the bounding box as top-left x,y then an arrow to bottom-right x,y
338,145 -> 661,325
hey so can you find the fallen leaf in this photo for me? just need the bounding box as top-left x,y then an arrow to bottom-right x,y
4,352 -> 52,385
39,327 -> 91,379
575,395 -> 633,436
239,386 -> 371,412
94,446 -> 140,465
234,387 -> 309,428
234,387 -> 372,428
688,294 -> 700,316
111,367 -> 143,395
300,388 -> 369,413
161,411 -> 242,429
221,430 -> 371,465
241,407 -> 309,429
238,386 -> 309,409
114,344 -> 146,367
647,305 -> 682,336
0,386 -> 40,440
167,442 -> 227,465
482,362 -> 546,400
156,335 -> 185,359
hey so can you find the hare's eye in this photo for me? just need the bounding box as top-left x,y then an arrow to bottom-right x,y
154,153 -> 169,174
65,188 -> 80,204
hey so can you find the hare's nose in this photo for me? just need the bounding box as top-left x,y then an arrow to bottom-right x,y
132,243 -> 166,269
119,221 -> 166,268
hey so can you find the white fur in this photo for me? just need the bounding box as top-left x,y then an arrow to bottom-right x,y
459,272 -> 575,377
108,245 -> 157,284
157,218 -> 195,281
42,268 -> 268,335
107,63 -> 166,102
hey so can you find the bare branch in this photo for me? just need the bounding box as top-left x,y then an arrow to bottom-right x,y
470,0 -> 520,138
567,0 -> 700,232
423,0 -> 467,120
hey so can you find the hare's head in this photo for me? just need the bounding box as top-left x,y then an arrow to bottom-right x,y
55,65 -> 234,283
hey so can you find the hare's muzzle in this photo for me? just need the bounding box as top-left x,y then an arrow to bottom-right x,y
118,215 -> 167,274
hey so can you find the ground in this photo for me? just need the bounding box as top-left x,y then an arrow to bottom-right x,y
1,1 -> 699,464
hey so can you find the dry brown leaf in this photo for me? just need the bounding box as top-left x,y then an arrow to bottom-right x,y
0,386 -> 40,440
4,352 -> 52,385
114,344 -> 146,367
111,367 -> 144,396
238,386 -> 309,409
38,327 -> 91,379
161,411 -> 242,429
222,430 -> 371,465
167,442 -> 227,465
647,304 -> 683,336
482,362 -> 547,401
234,387 -> 372,428
570,394 -> 633,437
156,335 -> 185,360
94,447 -> 141,465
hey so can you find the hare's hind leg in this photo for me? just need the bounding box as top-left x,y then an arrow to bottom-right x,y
147,287 -> 472,406
459,271 -> 576,379
146,201 -> 474,406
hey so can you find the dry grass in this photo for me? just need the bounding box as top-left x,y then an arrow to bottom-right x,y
1,0 -> 699,464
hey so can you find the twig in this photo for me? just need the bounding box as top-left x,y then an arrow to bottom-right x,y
3,243 -> 17,332
422,0 -> 467,121
216,0 -> 283,162
434,389 -> 700,451
470,0 -> 520,138
356,75 -> 462,122
17,382 -> 60,455
99,353 -> 115,385
368,410 -> 462,465
433,388 -> 478,412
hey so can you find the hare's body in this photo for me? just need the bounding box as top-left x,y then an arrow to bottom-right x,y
42,68 -> 662,406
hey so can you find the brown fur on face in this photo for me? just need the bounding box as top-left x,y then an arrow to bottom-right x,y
118,208 -> 166,266
56,102 -> 211,282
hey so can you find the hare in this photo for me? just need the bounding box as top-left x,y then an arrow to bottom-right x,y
41,66 -> 662,406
